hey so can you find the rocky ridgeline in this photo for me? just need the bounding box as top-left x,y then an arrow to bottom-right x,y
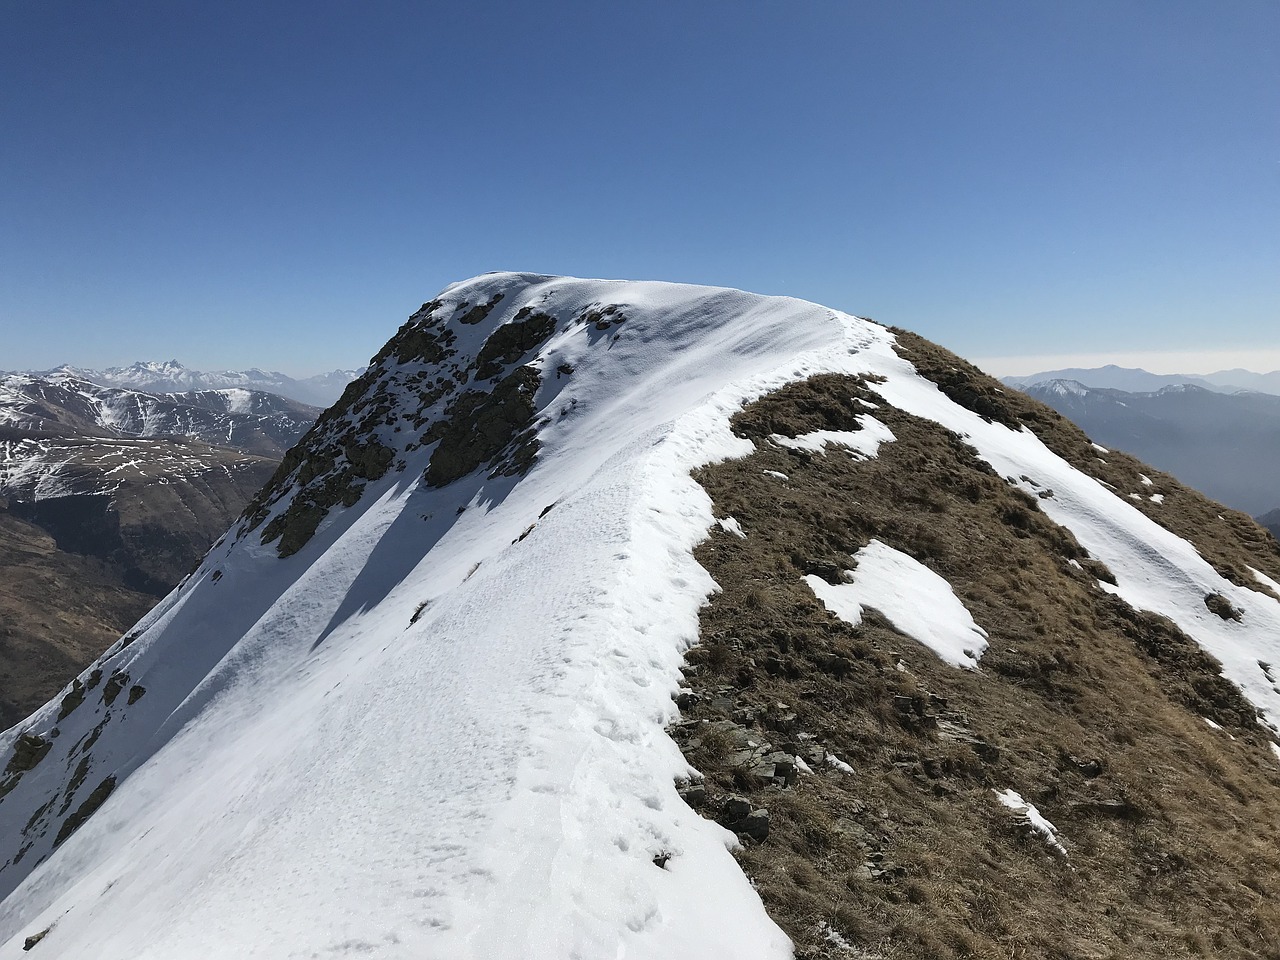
242,281 -> 628,557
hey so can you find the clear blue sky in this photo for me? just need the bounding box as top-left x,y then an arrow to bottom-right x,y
3,1 -> 1276,376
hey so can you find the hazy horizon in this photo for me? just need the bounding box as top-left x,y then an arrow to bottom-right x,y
976,349 -> 1280,380
7,342 -> 1280,388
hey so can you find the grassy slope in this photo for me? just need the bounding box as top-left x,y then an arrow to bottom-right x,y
678,339 -> 1280,959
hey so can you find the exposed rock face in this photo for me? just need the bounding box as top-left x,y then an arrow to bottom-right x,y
244,284 -> 565,557
423,366 -> 541,488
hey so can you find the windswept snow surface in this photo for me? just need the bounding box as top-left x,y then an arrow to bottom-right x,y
5,272 -> 1280,959
806,540 -> 989,670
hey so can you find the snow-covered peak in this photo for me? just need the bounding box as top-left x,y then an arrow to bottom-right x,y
2,273 -> 1279,959
1036,378 -> 1091,398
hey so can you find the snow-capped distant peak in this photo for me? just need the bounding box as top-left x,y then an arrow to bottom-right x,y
1038,379 -> 1091,397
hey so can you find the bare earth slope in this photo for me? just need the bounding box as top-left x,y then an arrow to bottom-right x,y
0,508 -> 155,730
0,276 -> 1278,959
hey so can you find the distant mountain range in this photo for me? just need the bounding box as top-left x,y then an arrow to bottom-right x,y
1016,378 -> 1280,518
8,360 -> 361,408
1005,364 -> 1280,397
0,375 -> 319,460
1259,509 -> 1280,541
0,373 -> 321,726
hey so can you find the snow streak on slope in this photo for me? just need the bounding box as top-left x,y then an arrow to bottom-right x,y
2,273 -> 1279,960
861,360 -> 1280,730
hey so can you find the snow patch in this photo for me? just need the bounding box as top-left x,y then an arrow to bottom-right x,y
826,755 -> 855,775
716,517 -> 746,538
994,789 -> 1067,856
1250,567 -> 1280,599
805,540 -> 988,670
771,414 -> 895,460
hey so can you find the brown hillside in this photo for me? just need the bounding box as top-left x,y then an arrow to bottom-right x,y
675,339 -> 1280,959
0,508 -> 154,729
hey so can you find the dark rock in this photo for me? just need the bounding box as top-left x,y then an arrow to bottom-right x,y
892,695 -> 919,715
53,775 -> 116,848
1204,593 -> 1243,622
1068,754 -> 1104,778
474,311 -> 557,380
802,559 -> 845,584
457,294 -> 503,326
738,808 -> 770,842
802,746 -> 826,768
675,689 -> 699,710
424,367 -> 542,488
102,670 -> 129,707
724,795 -> 753,820
678,783 -> 706,808
22,927 -> 49,951
56,679 -> 85,721
5,733 -> 52,775
772,756 -> 798,785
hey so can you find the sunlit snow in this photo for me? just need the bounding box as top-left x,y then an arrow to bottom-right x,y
805,539 -> 988,670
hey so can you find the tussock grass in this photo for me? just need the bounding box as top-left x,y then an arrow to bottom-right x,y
679,363 -> 1280,959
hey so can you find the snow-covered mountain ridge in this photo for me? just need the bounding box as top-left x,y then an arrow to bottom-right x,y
2,273 -> 1280,958
0,375 -> 319,466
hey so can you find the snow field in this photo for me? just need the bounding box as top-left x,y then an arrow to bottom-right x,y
4,273 -> 1280,959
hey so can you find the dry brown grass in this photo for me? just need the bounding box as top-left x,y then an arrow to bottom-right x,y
0,508 -> 156,728
678,367 -> 1280,960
